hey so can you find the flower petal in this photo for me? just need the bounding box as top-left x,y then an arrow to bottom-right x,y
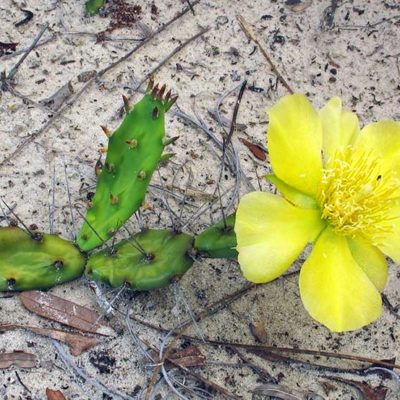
347,237 -> 388,291
354,120 -> 400,180
267,94 -> 323,197
266,174 -> 318,209
235,191 -> 325,283
319,97 -> 359,163
376,198 -> 400,264
299,227 -> 382,332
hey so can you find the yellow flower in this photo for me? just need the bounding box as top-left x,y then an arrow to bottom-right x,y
235,94 -> 400,332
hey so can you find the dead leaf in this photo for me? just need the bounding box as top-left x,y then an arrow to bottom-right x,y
0,42 -> 18,57
249,320 -> 268,343
239,138 -> 267,161
168,346 -> 206,368
0,324 -> 103,356
0,351 -> 37,369
20,291 -> 113,336
39,82 -> 74,111
46,388 -> 66,400
331,377 -> 388,400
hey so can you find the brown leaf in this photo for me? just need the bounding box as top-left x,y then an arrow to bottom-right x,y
332,377 -> 388,400
20,291 -> 113,336
0,351 -> 37,369
249,320 -> 268,343
0,324 -> 102,356
168,346 -> 206,368
46,388 -> 66,400
239,138 -> 267,161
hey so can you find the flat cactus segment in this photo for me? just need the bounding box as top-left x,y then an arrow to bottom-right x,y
85,229 -> 194,291
85,0 -> 105,15
194,213 -> 238,259
77,82 -> 177,251
0,227 -> 86,291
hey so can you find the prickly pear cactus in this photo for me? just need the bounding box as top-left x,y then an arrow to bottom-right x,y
85,0 -> 105,15
77,79 -> 177,251
0,226 -> 86,291
85,229 -> 194,290
194,213 -> 238,259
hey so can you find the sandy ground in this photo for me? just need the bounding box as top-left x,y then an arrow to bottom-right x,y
1,0 -> 400,399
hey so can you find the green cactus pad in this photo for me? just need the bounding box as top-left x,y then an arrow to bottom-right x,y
194,213 -> 238,259
0,227 -> 86,291
85,0 -> 105,15
77,79 -> 177,251
85,229 -> 194,290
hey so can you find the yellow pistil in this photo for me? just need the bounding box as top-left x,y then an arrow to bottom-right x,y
317,148 -> 397,244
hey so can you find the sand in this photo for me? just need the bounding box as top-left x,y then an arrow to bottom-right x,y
1,0 -> 400,398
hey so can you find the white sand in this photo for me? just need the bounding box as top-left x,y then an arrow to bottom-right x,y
1,0 -> 400,398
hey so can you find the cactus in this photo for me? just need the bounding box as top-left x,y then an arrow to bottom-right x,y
85,229 -> 194,290
194,213 -> 238,259
77,79 -> 177,252
0,226 -> 86,291
85,0 -> 105,15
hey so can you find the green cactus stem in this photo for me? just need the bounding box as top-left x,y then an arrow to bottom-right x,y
85,229 -> 194,290
85,0 -> 105,15
77,78 -> 177,251
194,213 -> 238,259
0,227 -> 86,291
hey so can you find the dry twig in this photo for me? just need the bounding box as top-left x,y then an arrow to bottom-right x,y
237,15 -> 294,94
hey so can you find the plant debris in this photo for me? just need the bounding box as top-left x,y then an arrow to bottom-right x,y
239,138 -> 267,161
39,82 -> 74,112
20,291 -> 114,336
168,345 -> 206,368
46,388 -> 67,400
330,377 -> 389,400
1,324 -> 103,356
0,42 -> 18,57
0,351 -> 37,369
14,9 -> 34,27
105,0 -> 142,31
89,350 -> 116,374
249,320 -> 268,343
252,383 -> 324,400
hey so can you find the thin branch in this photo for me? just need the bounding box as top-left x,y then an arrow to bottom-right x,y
6,23 -> 49,81
237,15 -> 294,94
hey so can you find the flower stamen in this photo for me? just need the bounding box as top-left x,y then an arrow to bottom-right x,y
317,148 -> 398,245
